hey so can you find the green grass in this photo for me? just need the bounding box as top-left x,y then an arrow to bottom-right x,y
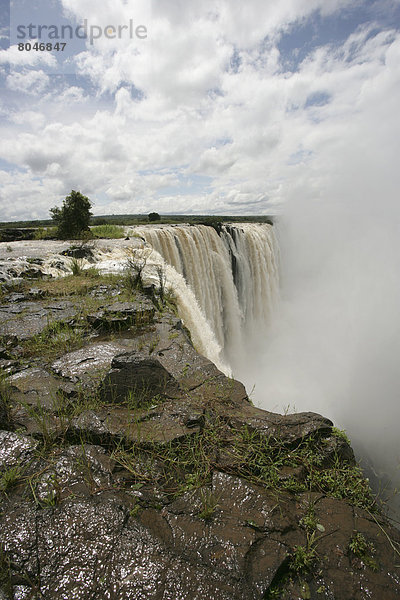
105,416 -> 376,513
0,465 -> 23,493
21,320 -> 87,361
33,226 -> 57,240
198,489 -> 220,520
91,224 -> 125,239
348,532 -> 379,570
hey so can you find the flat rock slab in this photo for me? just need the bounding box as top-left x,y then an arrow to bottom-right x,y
0,300 -> 78,341
31,444 -> 114,504
224,403 -> 333,444
1,496 -> 248,600
52,342 -> 126,388
9,367 -> 76,410
70,401 -> 201,446
2,469 -> 399,600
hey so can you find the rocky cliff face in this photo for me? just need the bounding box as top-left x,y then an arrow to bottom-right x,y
0,270 -> 399,599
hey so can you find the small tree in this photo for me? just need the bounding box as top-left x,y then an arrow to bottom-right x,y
50,190 -> 92,239
148,212 -> 161,222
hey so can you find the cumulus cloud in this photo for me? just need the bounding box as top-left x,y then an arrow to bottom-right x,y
0,0 -> 399,219
0,45 -> 56,68
6,69 -> 50,94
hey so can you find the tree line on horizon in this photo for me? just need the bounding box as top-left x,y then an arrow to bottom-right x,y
0,190 -> 274,235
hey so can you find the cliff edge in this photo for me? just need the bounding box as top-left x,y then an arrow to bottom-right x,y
0,270 -> 399,599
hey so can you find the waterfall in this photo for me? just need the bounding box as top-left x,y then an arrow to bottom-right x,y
132,223 -> 280,370
0,224 -> 279,377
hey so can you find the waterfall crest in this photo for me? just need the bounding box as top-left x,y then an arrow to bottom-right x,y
132,223 -> 280,369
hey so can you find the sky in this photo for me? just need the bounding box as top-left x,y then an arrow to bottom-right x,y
0,0 -> 400,220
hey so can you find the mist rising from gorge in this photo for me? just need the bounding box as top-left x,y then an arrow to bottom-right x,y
238,189 -> 400,507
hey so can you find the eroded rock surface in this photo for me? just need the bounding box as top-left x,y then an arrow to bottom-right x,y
0,280 -> 399,600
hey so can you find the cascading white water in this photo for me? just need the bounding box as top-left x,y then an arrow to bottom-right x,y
221,224 -> 280,343
132,223 -> 280,369
134,225 -> 243,361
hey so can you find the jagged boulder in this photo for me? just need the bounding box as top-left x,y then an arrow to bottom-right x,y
101,352 -> 183,403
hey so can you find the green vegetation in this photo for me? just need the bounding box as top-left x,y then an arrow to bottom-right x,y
198,489 -> 220,520
148,212 -> 161,222
20,320 -> 87,361
289,542 -> 318,574
50,190 -> 92,239
33,226 -> 57,240
105,417 -> 376,512
24,272 -> 98,297
0,465 -> 23,493
331,427 -> 351,444
70,257 -> 84,276
348,532 -> 378,570
91,224 -> 125,239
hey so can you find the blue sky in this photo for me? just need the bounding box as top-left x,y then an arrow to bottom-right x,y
0,0 -> 399,220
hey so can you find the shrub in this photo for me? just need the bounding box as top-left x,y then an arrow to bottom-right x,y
50,190 -> 92,239
34,227 -> 57,240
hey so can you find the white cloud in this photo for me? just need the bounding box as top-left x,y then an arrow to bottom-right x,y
6,69 -> 50,94
11,110 -> 46,129
0,170 -> 65,220
0,1 -> 399,220
0,45 -> 56,68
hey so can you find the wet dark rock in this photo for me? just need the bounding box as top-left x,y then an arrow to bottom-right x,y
86,299 -> 155,330
0,396 -> 10,430
70,396 -> 203,446
61,246 -> 95,260
6,293 -> 26,303
0,431 -> 38,471
26,258 -> 44,265
0,346 -> 9,359
9,367 -> 76,410
19,266 -> 44,279
101,352 -> 182,404
223,403 -> 333,444
31,444 -> 114,503
0,285 -> 399,599
2,469 -> 399,600
49,259 -> 69,271
51,342 -> 126,390
0,300 -> 77,340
